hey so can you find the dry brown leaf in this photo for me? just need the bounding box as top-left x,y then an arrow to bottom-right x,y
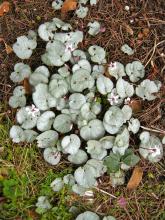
143,28 -> 150,37
61,0 -> 77,15
0,1 -> 10,16
129,99 -> 142,113
138,32 -> 144,39
127,167 -> 143,190
23,78 -> 32,95
147,62 -> 159,80
0,38 -> 13,54
4,42 -> 13,54
125,24 -> 134,35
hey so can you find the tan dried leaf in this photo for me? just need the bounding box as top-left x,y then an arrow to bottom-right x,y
127,167 -> 143,190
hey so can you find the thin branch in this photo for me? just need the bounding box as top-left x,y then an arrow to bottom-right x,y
94,187 -> 117,199
140,126 -> 165,134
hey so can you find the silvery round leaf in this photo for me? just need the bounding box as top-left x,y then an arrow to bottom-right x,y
121,44 -> 134,56
61,134 -> 81,155
38,22 -> 56,41
96,76 -> 113,95
72,59 -> 91,73
100,136 -> 115,149
71,69 -> 95,92
63,174 -> 75,186
52,0 -> 63,10
42,40 -> 71,66
116,78 -> 134,99
108,62 -> 125,80
136,79 -> 161,101
50,178 -> 64,192
72,184 -> 88,196
76,5 -> 88,18
36,130 -> 59,148
139,135 -> 163,163
126,61 -> 145,82
74,167 -> 97,188
58,66 -> 70,77
69,93 -> 86,110
80,119 -> 105,140
33,84 -> 57,111
113,128 -> 130,155
13,35 -> 37,59
49,76 -> 68,98
9,95 -> 26,108
29,66 -> 50,86
37,111 -> 55,131
85,159 -> 107,177
122,105 -> 132,122
70,49 -> 87,64
103,106 -> 124,128
128,118 -> 140,134
139,131 -> 150,144
10,63 -> 31,83
80,103 -> 96,121
76,211 -> 100,220
110,170 -> 125,187
88,21 -> 101,36
16,106 -> 40,129
86,140 -> 107,160
88,45 -> 106,64
68,149 -> 88,165
43,147 -> 61,165
53,114 -> 73,133
24,130 -> 38,143
9,125 -> 25,143
36,196 -> 52,210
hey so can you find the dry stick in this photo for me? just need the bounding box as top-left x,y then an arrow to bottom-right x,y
94,187 -> 117,198
140,126 -> 165,134
144,40 -> 165,67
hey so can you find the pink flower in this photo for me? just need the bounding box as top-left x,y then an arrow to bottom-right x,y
108,62 -> 117,69
117,197 -> 127,208
26,104 -> 39,117
65,43 -> 75,53
108,92 -> 119,105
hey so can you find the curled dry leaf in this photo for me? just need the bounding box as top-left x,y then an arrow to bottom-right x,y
0,37 -> 13,54
23,78 -> 32,95
61,0 -> 77,15
129,99 -> 142,113
124,23 -> 134,35
127,166 -> 143,190
0,1 -> 10,16
4,42 -> 13,54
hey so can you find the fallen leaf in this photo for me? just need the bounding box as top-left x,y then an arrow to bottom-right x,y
143,28 -> 150,37
124,24 -> 134,35
23,78 -> 32,95
4,42 -> 13,54
61,0 -> 77,15
129,99 -> 142,113
147,62 -> 159,80
0,38 -> 13,54
127,166 -> 143,190
138,32 -> 144,39
0,1 -> 10,17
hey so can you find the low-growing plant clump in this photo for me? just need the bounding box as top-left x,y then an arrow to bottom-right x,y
8,2 -> 164,218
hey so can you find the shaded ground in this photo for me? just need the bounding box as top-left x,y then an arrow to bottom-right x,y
0,0 -> 165,219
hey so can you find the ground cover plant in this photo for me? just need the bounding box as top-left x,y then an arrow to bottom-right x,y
0,0 -> 165,219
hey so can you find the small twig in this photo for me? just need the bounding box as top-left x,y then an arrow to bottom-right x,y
141,126 -> 165,134
144,39 -> 165,67
94,187 -> 117,199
